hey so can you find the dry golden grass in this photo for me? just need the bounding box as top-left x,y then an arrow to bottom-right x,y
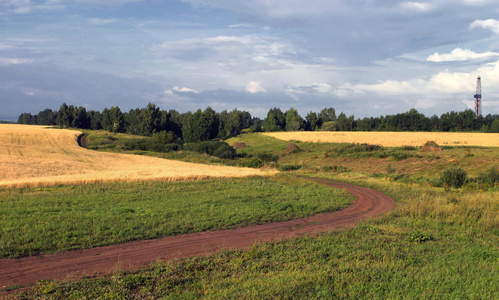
0,124 -> 276,188
263,131 -> 499,147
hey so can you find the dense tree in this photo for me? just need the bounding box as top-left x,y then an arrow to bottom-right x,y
263,108 -> 286,132
336,112 -> 355,131
18,113 -> 36,125
490,119 -> 499,133
102,106 -> 124,133
305,112 -> 319,131
18,103 -> 499,141
355,117 -> 376,131
72,106 -> 90,129
285,108 -> 304,131
125,108 -> 141,135
219,109 -> 248,138
318,107 -> 336,126
182,107 -> 220,142
138,103 -> 162,136
56,103 -> 72,128
37,109 -> 57,125
87,111 -> 102,130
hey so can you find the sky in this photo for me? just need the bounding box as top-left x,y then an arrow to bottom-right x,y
1,0 -> 499,121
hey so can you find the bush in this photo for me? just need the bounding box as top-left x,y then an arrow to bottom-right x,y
322,165 -> 348,173
124,139 -> 181,153
257,152 -> 279,163
477,166 -> 499,188
278,164 -> 302,171
441,167 -> 468,189
184,141 -> 236,159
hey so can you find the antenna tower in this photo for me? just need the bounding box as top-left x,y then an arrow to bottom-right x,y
474,76 -> 482,118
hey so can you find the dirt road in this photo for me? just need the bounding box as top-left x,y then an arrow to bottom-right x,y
0,178 -> 394,290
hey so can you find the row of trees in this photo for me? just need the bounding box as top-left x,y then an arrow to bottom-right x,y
18,103 -> 254,142
263,107 -> 499,133
18,103 -> 499,143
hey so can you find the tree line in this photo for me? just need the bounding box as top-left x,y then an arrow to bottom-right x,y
18,103 -> 499,143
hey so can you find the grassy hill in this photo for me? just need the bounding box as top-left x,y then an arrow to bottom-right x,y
4,130 -> 498,298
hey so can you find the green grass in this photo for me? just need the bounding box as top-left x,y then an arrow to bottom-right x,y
0,175 -> 352,258
229,133 -> 499,183
4,131 -> 499,298
9,177 -> 498,299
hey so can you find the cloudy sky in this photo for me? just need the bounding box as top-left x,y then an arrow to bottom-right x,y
1,0 -> 499,121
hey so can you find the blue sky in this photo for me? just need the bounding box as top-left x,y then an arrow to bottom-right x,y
1,0 -> 499,121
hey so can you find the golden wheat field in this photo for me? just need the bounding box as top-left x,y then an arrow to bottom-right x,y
0,124 -> 275,188
263,131 -> 499,147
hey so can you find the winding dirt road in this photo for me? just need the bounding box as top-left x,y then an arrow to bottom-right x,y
0,178 -> 394,290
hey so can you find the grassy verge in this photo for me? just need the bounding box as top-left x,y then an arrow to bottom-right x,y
0,175 -> 352,258
8,175 -> 498,299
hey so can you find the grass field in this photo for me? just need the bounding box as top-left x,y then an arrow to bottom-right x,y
3,128 -> 499,298
8,176 -> 497,299
0,175 -> 352,258
0,125 -> 275,188
228,132 -> 499,179
263,131 -> 499,147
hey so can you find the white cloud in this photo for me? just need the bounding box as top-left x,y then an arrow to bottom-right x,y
0,57 -> 34,65
164,86 -> 198,95
400,2 -> 435,13
314,83 -> 332,93
427,48 -> 499,62
246,81 -> 266,93
470,19 -> 499,34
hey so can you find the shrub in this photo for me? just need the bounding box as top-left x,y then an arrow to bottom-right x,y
257,152 -> 279,163
278,164 -> 302,171
322,165 -> 348,173
441,167 -> 468,189
477,166 -> 499,188
408,229 -> 433,243
184,141 -> 236,159
124,139 -> 181,153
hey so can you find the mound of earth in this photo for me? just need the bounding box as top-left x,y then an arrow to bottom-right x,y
284,143 -> 301,155
420,141 -> 442,152
232,142 -> 247,149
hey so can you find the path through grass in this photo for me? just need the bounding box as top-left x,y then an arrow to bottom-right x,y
0,175 -> 352,258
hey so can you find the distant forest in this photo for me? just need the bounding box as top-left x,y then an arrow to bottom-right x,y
18,103 -> 499,144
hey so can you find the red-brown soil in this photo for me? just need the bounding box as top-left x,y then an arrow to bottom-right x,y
0,178 -> 394,291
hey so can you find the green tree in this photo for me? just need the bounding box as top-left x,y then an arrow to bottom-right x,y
263,108 -> 286,132
125,108 -> 141,135
18,113 -> 35,125
181,107 -> 220,142
102,106 -> 124,133
321,121 -> 337,131
88,111 -> 102,130
318,107 -> 336,128
285,108 -> 304,131
489,119 -> 499,133
137,103 -> 161,136
56,103 -> 74,128
37,109 -> 56,125
72,106 -> 90,129
336,112 -> 354,131
305,112 -> 319,131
